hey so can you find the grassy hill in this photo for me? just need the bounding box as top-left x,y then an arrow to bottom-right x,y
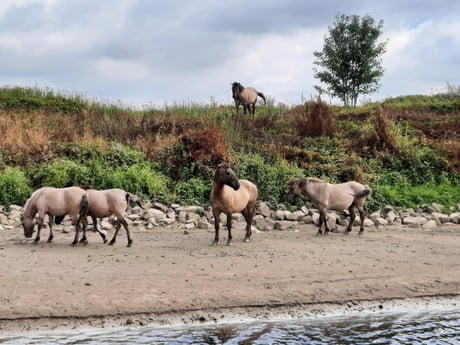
0,86 -> 459,211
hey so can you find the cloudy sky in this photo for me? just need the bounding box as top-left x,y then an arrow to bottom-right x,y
1,0 -> 459,108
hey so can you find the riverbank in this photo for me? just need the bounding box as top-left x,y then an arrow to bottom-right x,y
0,223 -> 459,335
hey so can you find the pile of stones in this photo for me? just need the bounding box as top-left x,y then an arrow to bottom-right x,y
1,200 -> 459,233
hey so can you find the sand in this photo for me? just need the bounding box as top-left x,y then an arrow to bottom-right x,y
0,223 -> 459,335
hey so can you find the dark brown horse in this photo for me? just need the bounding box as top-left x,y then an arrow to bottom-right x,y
231,82 -> 266,116
287,178 -> 371,236
210,163 -> 258,245
22,187 -> 89,245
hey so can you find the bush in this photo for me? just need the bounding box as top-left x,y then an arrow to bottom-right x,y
104,163 -> 173,203
31,159 -> 90,188
233,153 -> 304,205
0,167 -> 32,206
175,177 -> 212,205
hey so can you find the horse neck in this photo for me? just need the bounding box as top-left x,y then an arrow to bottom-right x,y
211,180 -> 227,199
23,197 -> 38,218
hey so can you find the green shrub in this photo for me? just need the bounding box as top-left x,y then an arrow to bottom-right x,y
105,163 -> 173,203
233,153 -> 304,206
31,159 -> 90,188
175,177 -> 212,205
0,167 -> 32,206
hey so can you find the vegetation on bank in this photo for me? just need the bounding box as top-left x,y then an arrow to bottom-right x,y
0,86 -> 459,212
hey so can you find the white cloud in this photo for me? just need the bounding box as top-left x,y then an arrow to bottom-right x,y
1,1 -> 460,107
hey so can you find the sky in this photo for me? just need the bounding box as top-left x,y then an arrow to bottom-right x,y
1,0 -> 459,108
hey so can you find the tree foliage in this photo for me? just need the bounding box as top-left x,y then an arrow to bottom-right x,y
313,14 -> 387,107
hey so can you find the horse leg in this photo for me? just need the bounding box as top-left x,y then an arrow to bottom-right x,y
47,215 -> 54,242
91,216 -> 107,244
226,213 -> 233,246
212,211 -> 220,245
320,211 -> 329,236
119,217 -> 132,247
242,207 -> 254,242
358,207 -> 366,235
34,216 -> 44,243
79,215 -> 89,245
345,205 -> 356,234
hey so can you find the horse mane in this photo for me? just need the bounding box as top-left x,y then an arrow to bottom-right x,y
306,177 -> 324,184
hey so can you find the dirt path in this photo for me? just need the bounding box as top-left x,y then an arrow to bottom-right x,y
0,223 -> 459,334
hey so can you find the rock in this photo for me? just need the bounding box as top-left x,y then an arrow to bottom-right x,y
403,216 -> 427,228
449,212 -> 460,224
274,221 -> 297,230
258,202 -> 271,217
255,218 -> 275,231
431,212 -> 450,224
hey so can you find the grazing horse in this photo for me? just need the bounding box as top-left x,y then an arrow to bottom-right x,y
287,178 -> 371,236
22,186 -> 89,245
231,82 -> 266,116
210,163 -> 258,245
82,188 -> 142,247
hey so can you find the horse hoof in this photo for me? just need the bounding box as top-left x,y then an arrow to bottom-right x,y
358,231 -> 364,235
108,242 -> 115,246
71,241 -> 78,246
226,241 -> 232,246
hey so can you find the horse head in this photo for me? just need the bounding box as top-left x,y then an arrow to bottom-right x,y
231,82 -> 243,100
214,162 -> 240,190
286,178 -> 307,203
22,216 -> 35,238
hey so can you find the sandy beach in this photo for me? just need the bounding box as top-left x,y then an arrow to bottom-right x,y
0,223 -> 459,335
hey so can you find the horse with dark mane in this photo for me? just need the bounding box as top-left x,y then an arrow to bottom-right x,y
210,163 -> 258,245
287,178 -> 371,236
22,186 -> 89,245
231,82 -> 266,116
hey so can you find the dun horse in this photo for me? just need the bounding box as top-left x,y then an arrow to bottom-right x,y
231,82 -> 266,116
287,178 -> 371,236
22,186 -> 89,245
82,188 -> 142,247
210,163 -> 258,245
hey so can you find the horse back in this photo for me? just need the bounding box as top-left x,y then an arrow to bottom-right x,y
240,87 -> 259,104
33,187 -> 87,216
86,188 -> 128,217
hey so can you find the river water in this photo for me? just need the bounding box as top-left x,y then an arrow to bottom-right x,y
2,309 -> 459,344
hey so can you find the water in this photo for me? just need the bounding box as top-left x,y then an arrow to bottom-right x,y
2,309 -> 459,344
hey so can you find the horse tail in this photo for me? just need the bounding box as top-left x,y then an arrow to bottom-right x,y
257,92 -> 266,104
356,187 -> 371,199
78,193 -> 90,224
126,192 -> 143,208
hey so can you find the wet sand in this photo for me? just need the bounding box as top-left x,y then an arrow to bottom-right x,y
0,223 -> 459,335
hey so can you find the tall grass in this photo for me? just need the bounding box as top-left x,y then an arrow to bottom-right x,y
0,86 -> 459,211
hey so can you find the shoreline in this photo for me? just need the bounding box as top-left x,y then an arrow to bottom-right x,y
1,223 -> 459,336
1,294 -> 459,336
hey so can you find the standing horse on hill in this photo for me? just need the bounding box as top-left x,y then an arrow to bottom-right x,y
287,178 -> 371,236
210,163 -> 258,245
81,187 -> 142,247
231,82 -> 266,116
22,186 -> 89,245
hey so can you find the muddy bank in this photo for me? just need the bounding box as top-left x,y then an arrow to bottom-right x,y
0,223 -> 459,335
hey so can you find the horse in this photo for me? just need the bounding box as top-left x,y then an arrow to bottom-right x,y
21,186 -> 90,245
287,178 -> 371,236
82,188 -> 142,247
231,82 -> 266,116
210,162 -> 258,245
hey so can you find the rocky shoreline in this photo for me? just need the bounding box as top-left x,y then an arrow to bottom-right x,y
2,200 -> 459,234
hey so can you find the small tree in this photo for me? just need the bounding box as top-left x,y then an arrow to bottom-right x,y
313,14 -> 387,107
